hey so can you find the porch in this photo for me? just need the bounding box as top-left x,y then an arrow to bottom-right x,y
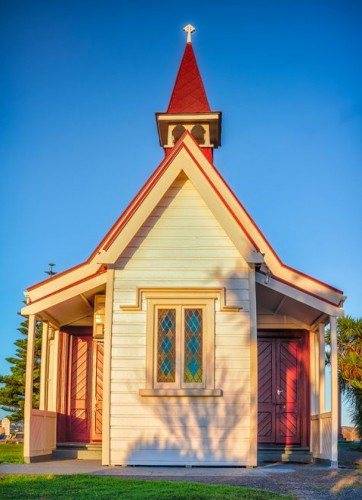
23,280 -> 109,463
255,276 -> 341,466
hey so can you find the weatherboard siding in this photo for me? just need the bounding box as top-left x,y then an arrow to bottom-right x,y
110,176 -> 252,465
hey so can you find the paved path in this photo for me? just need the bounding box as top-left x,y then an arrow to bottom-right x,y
1,461 -> 361,499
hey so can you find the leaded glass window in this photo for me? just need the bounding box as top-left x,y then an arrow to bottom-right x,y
151,301 -> 211,390
157,309 -> 176,383
184,309 -> 203,383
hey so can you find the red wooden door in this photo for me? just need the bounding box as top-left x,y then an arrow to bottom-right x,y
258,332 -> 309,446
69,336 -> 92,442
91,341 -> 103,442
258,339 -> 275,443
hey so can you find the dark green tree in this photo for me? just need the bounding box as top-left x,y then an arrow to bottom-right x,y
0,315 -> 42,421
0,263 -> 57,421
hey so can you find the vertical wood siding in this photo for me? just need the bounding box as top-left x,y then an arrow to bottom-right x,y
110,176 -> 251,465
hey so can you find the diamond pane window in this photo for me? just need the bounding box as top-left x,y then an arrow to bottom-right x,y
157,309 -> 176,382
184,309 -> 203,383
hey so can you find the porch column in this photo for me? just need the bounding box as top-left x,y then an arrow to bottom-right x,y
39,322 -> 49,410
248,265 -> 258,466
318,323 -> 325,457
330,316 -> 338,466
102,268 -> 114,466
24,314 -> 37,462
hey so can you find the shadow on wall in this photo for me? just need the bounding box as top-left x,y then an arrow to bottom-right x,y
122,368 -> 250,465
120,264 -> 250,464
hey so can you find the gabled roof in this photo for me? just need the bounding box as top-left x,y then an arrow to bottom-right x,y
167,42 -> 211,113
22,131 -> 344,320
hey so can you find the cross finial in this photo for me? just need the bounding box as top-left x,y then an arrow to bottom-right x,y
183,24 -> 195,44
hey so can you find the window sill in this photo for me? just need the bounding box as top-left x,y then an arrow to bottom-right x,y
139,388 -> 222,397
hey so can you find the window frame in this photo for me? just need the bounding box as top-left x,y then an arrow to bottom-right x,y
141,294 -> 219,397
153,303 -> 207,390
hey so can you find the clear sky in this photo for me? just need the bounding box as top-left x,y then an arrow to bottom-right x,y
1,1 -> 361,425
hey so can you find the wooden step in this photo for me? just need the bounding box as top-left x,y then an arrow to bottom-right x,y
52,443 -> 102,460
258,446 -> 313,464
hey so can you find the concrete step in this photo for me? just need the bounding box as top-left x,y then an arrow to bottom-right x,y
52,443 -> 102,460
258,446 -> 313,464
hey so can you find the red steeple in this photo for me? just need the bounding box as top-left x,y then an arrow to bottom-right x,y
156,26 -> 221,159
167,42 -> 211,113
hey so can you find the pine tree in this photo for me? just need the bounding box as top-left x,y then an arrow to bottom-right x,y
0,315 -> 42,421
0,264 -> 57,421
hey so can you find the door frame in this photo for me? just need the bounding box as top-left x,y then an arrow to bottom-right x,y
56,327 -> 103,444
257,329 -> 310,447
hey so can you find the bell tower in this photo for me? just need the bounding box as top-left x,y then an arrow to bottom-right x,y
156,25 -> 222,160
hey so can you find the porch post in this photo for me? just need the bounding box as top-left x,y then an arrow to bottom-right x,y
318,323 -> 325,456
248,264 -> 258,466
102,268 -> 114,466
24,314 -> 36,463
330,316 -> 338,466
39,322 -> 49,410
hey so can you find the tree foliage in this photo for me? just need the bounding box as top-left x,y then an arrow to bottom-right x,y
0,314 -> 42,421
327,316 -> 362,443
336,317 -> 362,390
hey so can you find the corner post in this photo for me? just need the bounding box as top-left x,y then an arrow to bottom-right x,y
248,264 -> 258,466
318,323 -> 325,456
102,268 -> 114,466
24,314 -> 36,462
330,316 -> 338,467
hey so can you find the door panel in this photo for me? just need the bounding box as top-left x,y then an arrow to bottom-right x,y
69,336 -> 92,442
92,341 -> 104,442
257,340 -> 275,442
275,339 -> 300,444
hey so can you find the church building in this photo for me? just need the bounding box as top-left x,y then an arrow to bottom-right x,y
22,26 -> 344,466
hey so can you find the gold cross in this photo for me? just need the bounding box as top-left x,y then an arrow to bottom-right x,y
183,24 -> 195,43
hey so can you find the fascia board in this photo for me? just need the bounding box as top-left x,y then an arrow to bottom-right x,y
21,272 -> 107,316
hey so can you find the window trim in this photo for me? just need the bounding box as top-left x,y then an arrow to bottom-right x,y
153,303 -> 207,390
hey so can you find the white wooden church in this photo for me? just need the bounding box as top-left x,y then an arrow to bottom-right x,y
22,26 -> 344,467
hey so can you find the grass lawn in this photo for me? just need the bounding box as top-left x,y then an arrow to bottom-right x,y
0,475 -> 293,499
0,444 -> 24,464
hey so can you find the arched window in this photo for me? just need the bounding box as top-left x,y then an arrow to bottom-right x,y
172,124 -> 186,144
191,124 -> 205,145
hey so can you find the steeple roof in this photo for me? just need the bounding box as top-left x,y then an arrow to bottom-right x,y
167,42 -> 211,113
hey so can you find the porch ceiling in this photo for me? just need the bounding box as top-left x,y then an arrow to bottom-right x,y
38,284 -> 106,328
256,282 -> 327,327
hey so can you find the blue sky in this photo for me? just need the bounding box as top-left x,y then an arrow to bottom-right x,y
1,1 -> 361,425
